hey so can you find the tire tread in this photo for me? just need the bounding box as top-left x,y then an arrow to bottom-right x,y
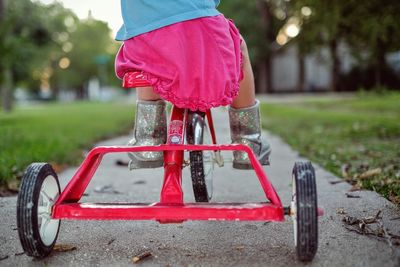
187,111 -> 211,202
17,163 -> 60,258
293,161 -> 318,262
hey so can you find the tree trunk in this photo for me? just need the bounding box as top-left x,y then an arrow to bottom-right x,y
256,0 -> 274,93
52,85 -> 60,100
256,56 -> 273,94
76,83 -> 88,100
329,39 -> 340,92
76,85 -> 85,100
256,62 -> 268,94
298,54 -> 305,92
0,0 -> 5,21
265,54 -> 273,93
374,39 -> 387,88
1,66 -> 13,112
0,0 -> 13,112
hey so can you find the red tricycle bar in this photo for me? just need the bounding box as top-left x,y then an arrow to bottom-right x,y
53,203 -> 284,222
54,144 -> 283,207
52,144 -> 284,222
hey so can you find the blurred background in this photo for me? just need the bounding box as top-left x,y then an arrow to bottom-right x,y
0,0 -> 122,111
1,0 -> 400,111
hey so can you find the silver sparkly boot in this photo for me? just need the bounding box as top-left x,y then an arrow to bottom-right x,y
128,99 -> 167,169
229,100 -> 271,169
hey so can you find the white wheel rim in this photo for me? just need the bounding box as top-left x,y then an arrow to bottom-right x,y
203,125 -> 214,200
203,151 -> 214,199
38,175 -> 60,246
291,175 -> 297,246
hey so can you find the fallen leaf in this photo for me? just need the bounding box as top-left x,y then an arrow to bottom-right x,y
337,208 -> 347,215
342,211 -> 400,247
94,184 -> 121,194
330,180 -> 346,185
132,251 -> 152,263
0,255 -> 8,261
49,162 -> 66,173
389,195 -> 400,205
133,180 -> 146,185
244,224 -> 258,230
115,159 -> 129,166
345,193 -> 361,199
235,246 -> 245,250
53,244 -> 77,252
0,187 -> 18,197
341,164 -> 351,179
342,216 -> 359,225
349,185 -> 362,192
359,168 -> 382,179
7,180 -> 19,192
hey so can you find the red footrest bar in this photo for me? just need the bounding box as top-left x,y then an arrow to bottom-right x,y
53,202 -> 285,222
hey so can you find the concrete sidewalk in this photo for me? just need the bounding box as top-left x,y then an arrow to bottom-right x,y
0,107 -> 399,266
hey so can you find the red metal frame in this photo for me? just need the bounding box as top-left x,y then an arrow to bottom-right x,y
52,72 -> 288,223
53,143 -> 284,221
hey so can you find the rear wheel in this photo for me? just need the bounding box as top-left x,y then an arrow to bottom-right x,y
291,161 -> 318,262
17,163 -> 61,258
186,111 -> 214,202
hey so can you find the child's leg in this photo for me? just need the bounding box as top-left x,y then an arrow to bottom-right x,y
229,36 -> 271,169
137,87 -> 161,100
231,36 -> 256,109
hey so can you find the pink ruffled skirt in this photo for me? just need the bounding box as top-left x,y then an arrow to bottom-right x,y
115,15 -> 243,111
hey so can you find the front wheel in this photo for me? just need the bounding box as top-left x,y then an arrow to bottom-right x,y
186,111 -> 214,202
17,163 -> 61,258
291,161 -> 318,262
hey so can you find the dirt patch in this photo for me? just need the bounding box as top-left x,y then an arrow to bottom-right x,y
0,186 -> 18,197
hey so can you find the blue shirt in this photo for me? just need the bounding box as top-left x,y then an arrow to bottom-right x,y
116,0 -> 221,41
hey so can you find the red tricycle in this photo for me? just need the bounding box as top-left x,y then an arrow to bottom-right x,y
16,71 -> 323,262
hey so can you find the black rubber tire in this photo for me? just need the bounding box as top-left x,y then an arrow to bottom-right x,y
17,163 -> 61,258
292,161 -> 318,262
186,111 -> 212,202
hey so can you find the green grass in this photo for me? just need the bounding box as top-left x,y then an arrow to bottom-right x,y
0,101 -> 134,185
261,92 -> 400,204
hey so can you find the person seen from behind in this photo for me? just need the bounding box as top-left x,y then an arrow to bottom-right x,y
115,0 -> 271,169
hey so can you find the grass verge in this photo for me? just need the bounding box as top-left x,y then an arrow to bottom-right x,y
0,101 -> 134,189
261,92 -> 400,204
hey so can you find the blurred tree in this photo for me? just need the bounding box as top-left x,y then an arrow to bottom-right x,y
219,0 -> 286,93
345,0 -> 400,88
289,0 -> 353,91
0,0 -> 74,111
50,16 -> 119,99
0,0 -> 119,108
27,2 -> 78,99
291,0 -> 400,90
